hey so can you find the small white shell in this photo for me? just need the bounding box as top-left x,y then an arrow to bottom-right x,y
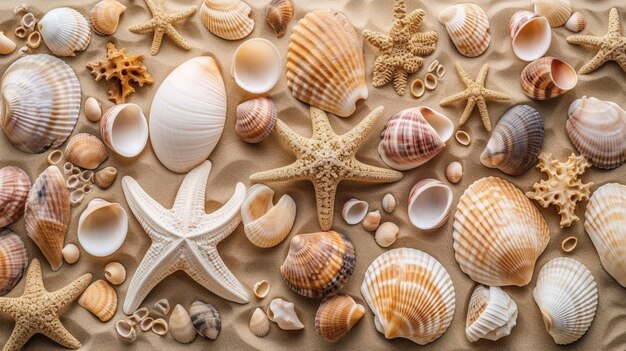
561,236 -> 577,253
241,184 -> 296,248
132,307 -> 149,323
85,97 -> 102,122
78,199 -> 128,257
154,298 -> 171,316
62,243 -> 80,264
267,298 -> 304,330
21,13 -> 37,32
140,316 -> 154,332
509,11 -> 552,61
466,285 -> 518,342
250,307 -> 271,337
70,188 -> 85,206
428,60 -> 439,72
14,3 -> 28,15
445,161 -> 463,184
254,280 -> 270,299
170,304 -> 197,344
231,38 -> 281,94
362,210 -> 381,232
116,319 -> 136,342
374,222 -> 399,248
66,175 -> 80,190
408,179 -> 453,230
342,198 -> 369,225
436,65 -> 446,78
26,31 -> 41,49
104,261 -> 126,285
565,12 -> 586,33
0,32 -> 16,55
381,194 -> 396,213
38,7 -> 91,57
80,170 -> 94,184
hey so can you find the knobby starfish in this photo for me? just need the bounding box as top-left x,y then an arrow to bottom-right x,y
250,107 -> 403,231
121,161 -> 249,314
0,259 -> 91,351
440,63 -> 510,132
363,0 -> 437,96
567,8 -> 626,74
129,0 -> 196,55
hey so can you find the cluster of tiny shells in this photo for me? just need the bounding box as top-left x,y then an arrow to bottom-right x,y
117,305 -> 169,342
411,60 -> 446,98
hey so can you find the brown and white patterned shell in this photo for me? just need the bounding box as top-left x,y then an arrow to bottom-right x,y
0,229 -> 28,296
266,0 -> 293,38
235,97 -> 277,143
315,294 -> 364,342
78,279 -> 118,322
0,166 -> 31,228
438,3 -> 490,57
190,301 -> 221,339
64,133 -> 109,170
521,57 -> 577,100
200,0 -> 254,40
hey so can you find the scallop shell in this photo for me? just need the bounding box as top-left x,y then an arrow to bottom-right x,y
231,39 -> 281,94
266,0 -> 293,38
62,243 -> 80,264
438,3 -> 490,57
170,304 -> 197,344
116,319 -> 136,342
0,166 -> 31,228
154,298 -> 170,316
378,107 -> 454,171
104,261 -> 126,285
521,57 -> 577,100
342,198 -> 368,225
374,222 -> 399,248
64,133 -> 108,170
360,248 -> 456,345
453,176 -> 549,286
565,12 -> 586,33
266,298 -> 304,330
1,54 -> 81,153
0,32 -> 16,55
509,11 -> 552,61
78,199 -> 128,257
480,105 -> 544,175
0,229 -> 28,296
250,307 -> 271,337
90,0 -> 126,36
533,257 -> 598,345
78,279 -> 118,322
100,103 -> 148,158
408,179 -> 453,230
94,166 -> 118,190
445,161 -> 463,184
190,301 -> 221,340
24,166 -> 70,271
200,0 -> 254,40
38,7 -> 91,56
235,97 -> 277,143
287,10 -> 368,118
466,285 -> 518,342
85,97 -> 102,122
315,294 -> 365,342
241,184 -> 296,248
566,96 -> 626,169
149,57 -> 227,173
532,0 -> 572,27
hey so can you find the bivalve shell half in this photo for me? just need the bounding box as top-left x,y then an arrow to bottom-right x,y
521,57 -> 577,100
266,0 -> 293,38
381,193 -> 396,213
453,177 -> 549,286
78,279 -> 118,322
231,39 -> 281,94
241,184 -> 296,248
0,32 -> 16,55
190,301 -> 221,340
170,304 -> 197,344
267,298 -> 304,330
0,229 -> 28,296
64,133 -> 109,170
38,7 -> 91,56
90,0 -> 126,36
94,166 -> 118,190
250,307 -> 271,337
235,97 -> 277,143
100,103 -> 148,158
438,3 -> 490,57
532,0 -> 572,27
78,198 -> 128,257
466,285 -> 518,342
315,294 -> 365,342
280,231 -> 356,298
0,166 -> 31,228
565,12 -> 586,33
533,257 -> 598,345
362,210 -> 381,232
200,0 -> 254,40
361,248 -> 455,345
287,10 -> 368,118
509,11 -> 552,61
374,222 -> 399,248
408,179 -> 453,230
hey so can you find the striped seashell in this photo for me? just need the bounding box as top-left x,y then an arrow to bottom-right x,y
287,10 -> 368,118
408,179 -> 453,230
565,12 -> 586,33
361,248 -> 455,345
480,105 -> 544,175
453,177 -> 549,286
64,133 -> 108,170
266,0 -> 293,38
84,97 -> 102,122
521,57 -> 577,100
249,307 -> 270,337
101,103 -> 148,158
38,7 -> 91,57
374,222 -> 399,248
170,304 -> 197,344
1,54 -> 81,153
0,32 -> 16,55
90,0 -> 126,36
0,229 -> 28,296
315,294 -> 365,342
532,0 -> 572,27
241,184 -> 296,248
0,166 -> 31,228
190,301 -> 221,339
94,166 -> 118,189
235,97 -> 277,143
200,0 -> 254,40
566,96 -> 626,169
378,107 -> 454,171
280,231 -> 356,298
438,3 -> 490,57
78,279 -> 118,322
466,285 -> 518,342
509,11 -> 552,61
533,257 -> 597,345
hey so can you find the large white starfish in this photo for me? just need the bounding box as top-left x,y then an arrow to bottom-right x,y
121,161 -> 249,314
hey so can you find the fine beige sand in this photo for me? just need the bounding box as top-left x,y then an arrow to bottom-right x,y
1,0 -> 625,350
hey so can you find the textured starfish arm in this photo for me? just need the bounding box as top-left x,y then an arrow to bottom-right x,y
455,63 -> 473,86
49,273 -> 92,309
477,64 -> 489,85
2,323 -> 33,351
362,30 -> 392,51
405,9 -> 426,30
392,69 -> 408,95
313,181 -> 339,231
170,160 -> 212,218
122,176 -> 175,240
459,98 -> 477,126
484,89 -> 511,101
616,54 -> 626,71
372,56 -> 394,87
169,7 -> 197,22
187,246 -> 250,303
128,21 -> 157,33
440,91 -> 468,105
150,29 -> 165,55
343,106 -> 384,150
410,32 -> 438,55
249,162 -> 308,183
165,24 -> 191,50
566,35 -> 604,47
348,160 -> 403,183
196,182 -> 246,244
476,98 -> 492,131
310,107 -> 335,138
42,319 -> 82,350
578,51 -> 610,74
273,119 -> 310,156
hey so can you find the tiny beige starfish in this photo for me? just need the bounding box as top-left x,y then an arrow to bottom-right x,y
250,107 -> 403,231
440,63 -> 510,132
567,8 -> 626,74
129,0 -> 196,55
0,259 -> 91,351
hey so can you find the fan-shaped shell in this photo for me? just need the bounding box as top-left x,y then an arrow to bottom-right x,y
78,279 -> 118,322
64,133 -> 109,170
438,3 -> 490,57
241,184 -> 296,248
480,105 -> 544,175
521,57 -> 577,100
0,166 -> 31,228
169,304 -> 196,344
250,307 -> 271,337
287,10 -> 368,118
280,231 -> 356,298
1,54 -> 81,153
0,229 -> 28,296
0,32 -> 16,55
266,0 -> 293,38
190,301 -> 221,339
85,97 -> 102,122
315,294 -> 365,342
566,96 -> 626,169
200,0 -> 254,40
38,7 -> 91,56
565,12 -> 586,33
378,107 -> 454,171
90,0 -> 126,36
509,11 -> 552,61
532,0 -> 572,27
149,57 -> 227,173
466,285 -> 517,342
533,257 -> 597,345
453,177 -> 549,286
361,248 -> 455,345
235,97 -> 277,143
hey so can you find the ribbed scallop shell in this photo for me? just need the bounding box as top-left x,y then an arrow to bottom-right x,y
378,107 -> 454,171
565,12 -> 586,33
315,294 -> 365,342
480,105 -> 544,175
250,307 -> 271,337
532,0 -> 572,27
235,97 -> 277,143
1,54 -> 81,153
438,3 -> 490,57
38,7 -> 91,56
149,57 -> 227,173
200,0 -> 254,40
585,183 -> 626,287
533,257 -> 597,345
190,301 -> 221,339
360,248 -> 455,345
0,32 -> 16,55
521,57 -> 577,100
241,184 -> 296,248
90,0 -> 126,36
0,229 -> 28,296
170,304 -> 197,344
566,96 -> 626,169
280,231 -> 356,298
266,0 -> 293,38
287,10 -> 368,118
453,177 -> 549,286
64,133 -> 109,170
78,279 -> 118,322
465,285 -> 517,342
0,166 -> 31,228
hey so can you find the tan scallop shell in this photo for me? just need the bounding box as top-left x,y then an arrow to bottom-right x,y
250,307 -> 271,337
200,0 -> 254,40
521,57 -> 577,100
235,97 -> 277,144
466,285 -> 518,342
0,32 -> 16,55
64,133 -> 108,170
0,229 -> 28,296
241,184 -> 296,248
287,10 -> 368,118
438,3 -> 491,57
170,304 -> 197,344
90,0 -> 126,36
94,166 -> 118,189
266,0 -> 293,38
78,279 -> 118,322
315,294 -> 364,342
104,261 -> 126,285
0,166 -> 31,228
38,7 -> 91,56
62,243 -> 80,264
532,0 -> 572,27
85,97 -> 102,122
565,12 -> 586,33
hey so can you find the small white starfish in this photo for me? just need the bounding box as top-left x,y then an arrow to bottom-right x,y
121,161 -> 249,314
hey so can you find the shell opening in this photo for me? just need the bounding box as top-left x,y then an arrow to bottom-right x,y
232,39 -> 281,94
78,200 -> 128,256
513,16 -> 551,61
455,130 -> 471,146
409,181 -> 453,230
110,104 -> 148,157
550,59 -> 577,90
420,107 -> 454,142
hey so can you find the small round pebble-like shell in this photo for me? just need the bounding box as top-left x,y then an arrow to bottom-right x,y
445,161 -> 463,184
362,210 -> 381,232
466,285 -> 518,342
532,0 -> 572,27
62,243 -> 80,264
85,97 -> 102,122
565,12 -> 586,33
0,229 -> 28,296
104,261 -> 126,285
0,32 -> 16,55
266,0 -> 293,38
253,280 -> 270,299
250,307 -> 271,337
64,133 -> 109,170
90,0 -> 126,36
235,97 -> 277,143
200,0 -> 254,40
315,294 -> 365,342
78,279 -> 118,322
374,222 -> 399,248
381,193 -> 396,213
438,3 -> 491,57
0,166 -> 31,228
190,301 -> 221,340
38,7 -> 91,56
170,304 -> 197,344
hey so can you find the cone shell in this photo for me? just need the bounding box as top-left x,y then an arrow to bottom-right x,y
0,32 -> 16,55
90,0 -> 126,36
242,184 -> 296,248
170,304 -> 197,344
565,12 -> 586,33
38,7 -> 91,56
149,57 -> 227,173
267,298 -> 304,330
509,11 -> 552,61
1,54 -> 81,153
64,133 -> 108,170
408,179 -> 453,230
566,96 -> 626,169
533,257 -> 598,345
100,103 -> 148,158
190,301 -> 221,340
280,231 -> 356,298
378,107 -> 454,171
286,10 -> 368,118
360,248 -> 455,345
532,0 -> 572,27
480,105 -> 544,175
266,0 -> 293,38
521,57 -> 577,100
78,198 -> 128,257
453,177 -> 549,286
250,307 -> 270,337
200,0 -> 254,40
235,97 -> 277,144
438,3 -> 490,57
0,166 -> 31,227
466,285 -> 518,342
94,166 -> 118,189
79,279 -> 118,322
0,229 -> 28,296
315,294 -> 364,342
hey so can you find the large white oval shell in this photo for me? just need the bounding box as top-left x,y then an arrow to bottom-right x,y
38,7 -> 91,56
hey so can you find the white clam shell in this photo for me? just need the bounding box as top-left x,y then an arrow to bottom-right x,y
342,198 -> 369,225
438,3 -> 490,57
231,39 -> 281,94
78,198 -> 128,257
38,7 -> 91,57
100,103 -> 149,158
84,97 -> 102,122
241,184 -> 296,248
266,298 -> 304,330
445,161 -> 463,184
200,0 -> 254,40
509,11 -> 552,61
374,222 -> 399,248
466,285 -> 517,342
408,179 -> 453,230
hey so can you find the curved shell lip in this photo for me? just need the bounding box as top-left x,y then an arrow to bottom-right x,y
408,179 -> 453,230
102,104 -> 149,158
545,58 -> 578,90
438,3 -> 491,58
510,12 -> 552,61
342,198 -> 369,225
77,198 -> 128,257
231,38 -> 281,94
242,184 -> 296,248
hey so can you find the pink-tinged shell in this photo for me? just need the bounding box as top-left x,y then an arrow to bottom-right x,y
90,0 -> 126,36
0,166 -> 31,227
509,11 -> 552,61
235,97 -> 277,143
0,229 -> 28,296
408,179 -> 453,230
438,3 -> 490,57
521,57 -> 577,100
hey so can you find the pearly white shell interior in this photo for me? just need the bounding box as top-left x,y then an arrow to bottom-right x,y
109,104 -> 148,157
78,198 -> 128,257
231,38 -> 281,94
512,16 -> 552,61
408,181 -> 453,230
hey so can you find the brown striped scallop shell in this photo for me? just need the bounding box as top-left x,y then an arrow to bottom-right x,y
315,294 -> 364,342
78,279 -> 118,322
438,3 -> 490,57
0,229 -> 28,296
0,166 -> 31,227
266,0 -> 293,38
521,57 -> 577,100
200,0 -> 254,40
90,0 -> 126,36
235,97 -> 277,143
64,133 -> 109,170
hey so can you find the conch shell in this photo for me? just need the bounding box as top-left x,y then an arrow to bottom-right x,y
466,285 -> 517,342
241,184 -> 296,248
0,229 -> 28,296
315,294 -> 364,342
266,0 -> 293,38
90,0 -> 126,36
64,133 -> 109,170
200,0 -> 254,40
78,279 -> 118,322
438,3 -> 490,57
0,166 -> 31,228
38,7 -> 91,56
